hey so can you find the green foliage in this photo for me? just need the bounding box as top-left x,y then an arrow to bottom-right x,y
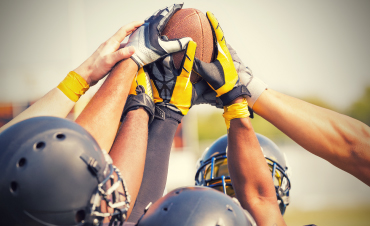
347,86 -> 370,126
196,109 -> 290,144
197,110 -> 227,141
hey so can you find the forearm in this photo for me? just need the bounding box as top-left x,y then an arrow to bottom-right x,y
75,59 -> 138,151
128,109 -> 182,223
109,108 -> 149,218
253,89 -> 370,185
228,117 -> 285,226
0,88 -> 75,133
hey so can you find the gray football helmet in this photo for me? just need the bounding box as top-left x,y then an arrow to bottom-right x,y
195,133 -> 291,215
136,186 -> 256,226
0,117 -> 130,226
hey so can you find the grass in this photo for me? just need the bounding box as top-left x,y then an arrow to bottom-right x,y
284,206 -> 370,226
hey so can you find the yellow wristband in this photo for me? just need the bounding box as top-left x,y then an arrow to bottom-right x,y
223,98 -> 250,131
57,71 -> 90,102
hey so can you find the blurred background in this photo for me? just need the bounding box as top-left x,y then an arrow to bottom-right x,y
1,0 -> 369,225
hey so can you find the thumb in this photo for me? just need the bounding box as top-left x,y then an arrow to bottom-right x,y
158,37 -> 193,54
110,46 -> 136,64
179,41 -> 197,79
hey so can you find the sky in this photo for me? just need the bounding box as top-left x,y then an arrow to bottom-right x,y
0,0 -> 370,111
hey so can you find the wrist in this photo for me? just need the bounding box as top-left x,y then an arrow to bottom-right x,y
127,58 -> 139,71
126,107 -> 149,121
223,97 -> 250,131
229,96 -> 245,105
229,116 -> 253,130
73,65 -> 92,86
219,85 -> 250,106
125,107 -> 149,124
57,71 -> 90,102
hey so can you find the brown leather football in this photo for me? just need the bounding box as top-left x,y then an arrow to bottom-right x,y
162,8 -> 215,83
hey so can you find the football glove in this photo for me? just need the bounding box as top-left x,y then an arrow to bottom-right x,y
147,41 -> 197,116
192,12 -> 249,106
121,67 -> 155,123
193,44 -> 267,109
125,3 -> 192,68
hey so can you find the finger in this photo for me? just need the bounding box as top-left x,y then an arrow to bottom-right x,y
169,41 -> 197,115
157,3 -> 183,31
158,37 -> 193,54
206,12 -> 225,45
192,57 -> 210,78
179,41 -> 197,79
109,46 -> 136,65
206,12 -> 231,61
111,20 -> 144,43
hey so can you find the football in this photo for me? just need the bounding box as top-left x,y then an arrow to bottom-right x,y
162,8 -> 215,83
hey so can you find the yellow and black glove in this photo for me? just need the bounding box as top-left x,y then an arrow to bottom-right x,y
193,12 -> 250,106
147,41 -> 197,118
121,67 -> 155,123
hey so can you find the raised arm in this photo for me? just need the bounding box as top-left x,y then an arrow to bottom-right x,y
128,41 -> 197,223
74,59 -> 138,151
223,40 -> 370,187
227,98 -> 286,226
253,89 -> 370,186
76,3 -> 191,151
0,21 -> 143,134
192,12 -> 286,225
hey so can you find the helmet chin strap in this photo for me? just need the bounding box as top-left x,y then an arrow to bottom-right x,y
82,150 -> 131,225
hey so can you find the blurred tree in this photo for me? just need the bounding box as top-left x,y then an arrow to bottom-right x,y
197,110 -> 226,142
347,86 -> 370,126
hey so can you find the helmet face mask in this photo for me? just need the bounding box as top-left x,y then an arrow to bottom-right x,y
0,117 -> 130,226
195,134 -> 291,215
196,154 -> 235,197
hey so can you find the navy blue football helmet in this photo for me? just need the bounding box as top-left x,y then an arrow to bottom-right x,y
0,117 -> 130,226
195,133 -> 291,215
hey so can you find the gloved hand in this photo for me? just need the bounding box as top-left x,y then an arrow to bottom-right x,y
125,3 -> 192,68
146,41 -> 197,116
192,44 -> 267,109
192,12 -> 249,106
121,67 -> 155,123
228,45 -> 268,108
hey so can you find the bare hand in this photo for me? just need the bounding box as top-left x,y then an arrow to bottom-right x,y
74,20 -> 144,86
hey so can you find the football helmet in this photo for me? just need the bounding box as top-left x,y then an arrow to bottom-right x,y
136,186 -> 256,226
195,133 -> 291,215
0,117 -> 130,226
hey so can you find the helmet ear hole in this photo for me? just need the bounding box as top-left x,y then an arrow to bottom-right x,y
56,133 -> 66,140
75,210 -> 86,223
17,158 -> 26,167
10,181 -> 18,193
35,141 -> 45,150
